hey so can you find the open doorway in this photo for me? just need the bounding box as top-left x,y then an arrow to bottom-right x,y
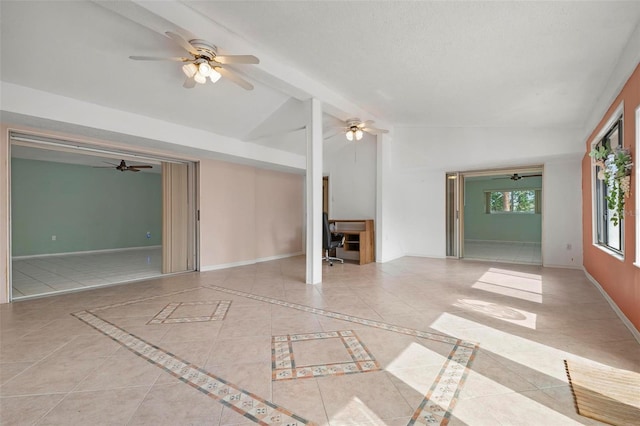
9,132 -> 197,300
447,168 -> 543,265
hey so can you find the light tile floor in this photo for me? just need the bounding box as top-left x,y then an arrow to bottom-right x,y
1,256 -> 638,425
11,247 -> 162,299
464,240 -> 542,265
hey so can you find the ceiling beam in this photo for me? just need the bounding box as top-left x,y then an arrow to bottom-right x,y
96,0 -> 380,124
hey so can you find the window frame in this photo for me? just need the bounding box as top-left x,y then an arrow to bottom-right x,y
635,105 -> 640,267
484,188 -> 541,214
591,103 -> 624,257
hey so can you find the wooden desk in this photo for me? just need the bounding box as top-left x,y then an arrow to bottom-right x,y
330,219 -> 374,265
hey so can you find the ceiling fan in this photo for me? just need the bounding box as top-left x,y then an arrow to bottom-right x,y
130,31 -> 259,90
495,173 -> 543,181
330,118 -> 389,141
95,160 -> 153,173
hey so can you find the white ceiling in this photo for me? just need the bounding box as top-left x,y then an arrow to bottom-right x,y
1,1 -> 640,156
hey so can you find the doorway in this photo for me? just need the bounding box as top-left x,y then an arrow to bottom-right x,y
9,132 -> 197,300
446,167 -> 543,264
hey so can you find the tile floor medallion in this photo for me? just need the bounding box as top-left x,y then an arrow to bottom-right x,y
204,285 -> 479,425
72,291 -> 314,426
68,285 -> 478,425
147,300 -> 231,324
272,330 -> 380,380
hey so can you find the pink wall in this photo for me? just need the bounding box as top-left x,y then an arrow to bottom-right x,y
199,159 -> 303,268
582,64 -> 640,330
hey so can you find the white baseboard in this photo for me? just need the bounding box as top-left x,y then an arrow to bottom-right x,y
583,268 -> 640,344
12,245 -> 162,260
404,253 -> 446,259
200,252 -> 303,272
542,263 -> 583,270
465,239 -> 541,245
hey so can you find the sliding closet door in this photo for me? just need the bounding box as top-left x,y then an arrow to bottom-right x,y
162,162 -> 190,273
445,172 -> 463,258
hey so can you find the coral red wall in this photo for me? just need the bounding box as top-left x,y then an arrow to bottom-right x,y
582,64 -> 640,330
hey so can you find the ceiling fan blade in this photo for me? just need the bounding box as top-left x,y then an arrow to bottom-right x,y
362,127 -> 389,135
165,31 -> 198,55
357,120 -> 374,129
522,174 -> 543,178
217,67 -> 254,90
183,77 -> 196,89
214,55 -> 259,65
129,165 -> 153,169
129,56 -> 189,62
128,168 -> 140,172
102,161 -> 119,166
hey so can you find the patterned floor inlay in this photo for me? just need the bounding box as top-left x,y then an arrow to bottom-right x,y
204,284 -> 478,425
272,330 -> 379,381
72,310 -> 314,426
204,284 -> 475,348
148,300 -> 231,324
72,285 -> 479,426
409,344 -> 477,425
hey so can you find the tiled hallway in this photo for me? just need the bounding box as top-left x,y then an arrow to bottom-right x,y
1,256 -> 637,425
11,247 -> 162,299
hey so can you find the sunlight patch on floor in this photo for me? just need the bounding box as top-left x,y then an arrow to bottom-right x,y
473,267 -> 543,303
330,397 -> 386,425
453,299 -> 538,329
430,313 -> 615,383
386,342 -> 447,393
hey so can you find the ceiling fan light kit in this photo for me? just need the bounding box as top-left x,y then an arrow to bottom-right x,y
345,127 -> 364,141
341,118 -> 388,142
130,32 -> 259,90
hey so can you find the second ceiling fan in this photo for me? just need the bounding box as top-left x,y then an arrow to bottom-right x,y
495,173 -> 543,181
330,118 -> 389,141
130,31 -> 259,90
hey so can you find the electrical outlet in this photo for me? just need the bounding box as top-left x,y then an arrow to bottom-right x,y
146,232 -> 151,239
51,235 -> 56,241
566,243 -> 572,250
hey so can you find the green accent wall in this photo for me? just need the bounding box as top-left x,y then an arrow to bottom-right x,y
11,158 -> 162,256
464,176 -> 542,243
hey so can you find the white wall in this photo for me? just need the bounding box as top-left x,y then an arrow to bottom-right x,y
384,126 -> 584,265
323,134 -> 376,220
542,158 -> 583,268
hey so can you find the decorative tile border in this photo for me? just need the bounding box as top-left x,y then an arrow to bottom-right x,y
73,285 -> 479,426
204,284 -> 478,425
409,344 -> 478,425
204,284 -> 475,348
73,310 -> 314,426
272,330 -> 380,381
90,287 -> 203,312
147,300 -> 231,324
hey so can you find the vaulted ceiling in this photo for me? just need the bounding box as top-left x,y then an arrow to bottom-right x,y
1,1 -> 639,155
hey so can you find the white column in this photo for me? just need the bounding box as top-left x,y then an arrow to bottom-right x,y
375,132 -> 384,262
306,98 -> 323,284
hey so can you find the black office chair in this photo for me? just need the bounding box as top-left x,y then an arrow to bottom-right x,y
323,212 -> 345,266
